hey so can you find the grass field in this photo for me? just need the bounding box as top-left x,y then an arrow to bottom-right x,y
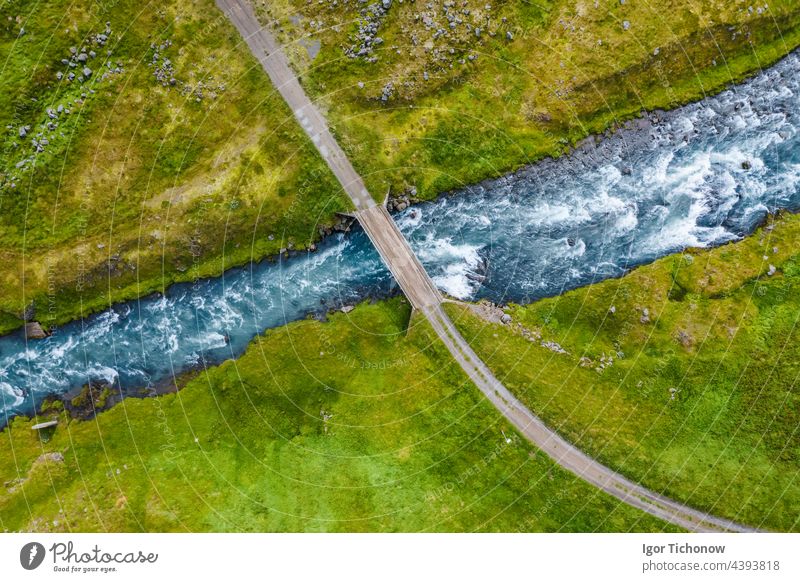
0,298 -> 674,532
0,0 -> 349,334
445,212 -> 800,532
260,0 -> 800,200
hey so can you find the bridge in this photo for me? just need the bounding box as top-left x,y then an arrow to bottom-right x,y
217,0 -> 755,533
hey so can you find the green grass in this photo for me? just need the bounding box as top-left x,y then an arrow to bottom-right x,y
261,0 -> 800,200
0,0 -> 349,334
0,298 -> 673,532
445,213 -> 800,532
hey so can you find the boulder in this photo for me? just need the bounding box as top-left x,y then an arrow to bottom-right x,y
24,322 -> 48,339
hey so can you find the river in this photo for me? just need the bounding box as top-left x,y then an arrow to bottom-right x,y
2,50 -> 799,421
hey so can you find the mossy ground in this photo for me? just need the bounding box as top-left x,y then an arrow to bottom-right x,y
445,213 -> 800,532
3,1 -> 800,335
0,298 -> 673,532
0,0 -> 349,334
262,0 -> 800,200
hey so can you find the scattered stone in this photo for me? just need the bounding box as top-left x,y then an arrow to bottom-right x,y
608,305 -> 616,314
541,340 -> 568,354
676,329 -> 693,348
34,451 -> 64,464
622,20 -> 631,31
82,66 -> 92,78
640,308 -> 650,324
767,264 -> 777,276
341,305 -> 355,314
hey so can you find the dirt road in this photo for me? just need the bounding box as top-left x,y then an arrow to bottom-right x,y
216,0 -> 756,533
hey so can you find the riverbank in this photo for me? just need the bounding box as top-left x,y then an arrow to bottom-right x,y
0,297 -> 676,533
3,1 -> 800,336
263,0 -> 800,200
4,209 -> 799,531
0,0 -> 350,336
446,211 -> 800,532
4,41 -> 800,421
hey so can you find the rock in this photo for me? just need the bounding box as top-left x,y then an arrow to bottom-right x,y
540,340 -> 568,354
82,67 -> 92,78
608,305 -> 616,314
768,264 -> 777,276
506,31 -> 514,40
77,53 -> 88,62
18,126 -> 27,138
741,160 -> 752,170
640,308 -> 650,324
31,420 -> 58,431
500,313 -> 512,324
341,305 -> 355,314
34,452 -> 64,464
22,302 -> 36,322
24,322 -> 48,339
676,330 -> 693,347
622,20 -> 631,31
